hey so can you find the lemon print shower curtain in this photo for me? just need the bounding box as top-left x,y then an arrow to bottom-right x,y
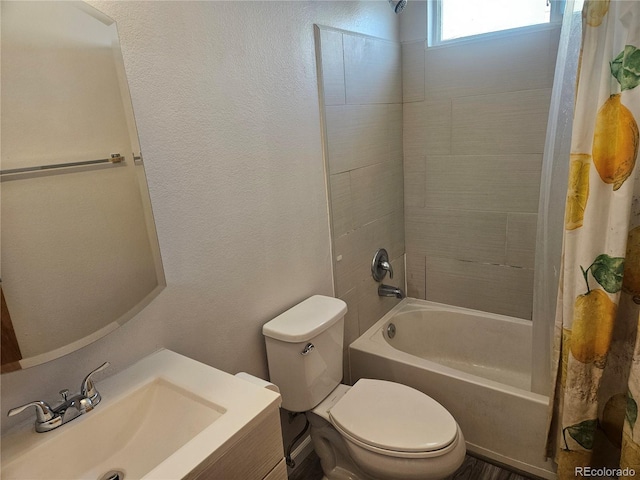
547,1 -> 640,477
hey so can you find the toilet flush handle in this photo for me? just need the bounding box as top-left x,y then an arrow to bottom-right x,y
301,343 -> 315,355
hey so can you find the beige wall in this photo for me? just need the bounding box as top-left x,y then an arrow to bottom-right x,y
316,26 -> 404,381
1,2 -> 127,170
403,26 -> 561,319
1,1 -> 399,433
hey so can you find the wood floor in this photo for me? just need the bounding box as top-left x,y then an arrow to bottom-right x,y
443,456 -> 535,480
289,452 -> 537,480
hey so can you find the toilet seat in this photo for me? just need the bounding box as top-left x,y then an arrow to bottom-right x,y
328,379 -> 458,459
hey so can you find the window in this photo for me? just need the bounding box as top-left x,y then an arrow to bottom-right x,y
429,0 -> 566,46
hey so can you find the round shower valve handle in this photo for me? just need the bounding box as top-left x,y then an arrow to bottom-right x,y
372,248 -> 393,282
301,343 -> 315,355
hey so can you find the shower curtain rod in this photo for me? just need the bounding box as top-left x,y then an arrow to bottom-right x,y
0,154 -> 142,176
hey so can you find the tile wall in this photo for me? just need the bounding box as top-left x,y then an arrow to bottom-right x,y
316,26 -> 404,381
403,27 -> 561,319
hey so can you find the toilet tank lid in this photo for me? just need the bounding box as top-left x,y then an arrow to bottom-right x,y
262,295 -> 347,342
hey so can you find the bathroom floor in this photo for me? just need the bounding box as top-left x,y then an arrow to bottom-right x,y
441,456 -> 537,480
288,451 -> 537,480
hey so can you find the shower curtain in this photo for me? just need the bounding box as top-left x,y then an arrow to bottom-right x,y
547,1 -> 640,477
532,0 -> 583,396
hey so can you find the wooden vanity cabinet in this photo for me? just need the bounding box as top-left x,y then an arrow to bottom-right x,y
186,404 -> 287,480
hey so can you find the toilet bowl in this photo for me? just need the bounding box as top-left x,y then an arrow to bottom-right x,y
309,381 -> 465,480
263,295 -> 465,480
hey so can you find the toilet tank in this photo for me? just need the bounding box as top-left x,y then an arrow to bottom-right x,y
263,295 -> 347,412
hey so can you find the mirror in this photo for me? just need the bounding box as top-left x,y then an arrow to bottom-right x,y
0,1 -> 165,372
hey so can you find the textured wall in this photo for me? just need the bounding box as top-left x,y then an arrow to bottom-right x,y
316,26 -> 404,381
2,1 -> 399,432
403,26 -> 561,319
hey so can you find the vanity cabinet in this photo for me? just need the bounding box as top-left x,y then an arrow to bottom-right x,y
2,351 -> 285,480
186,404 -> 286,480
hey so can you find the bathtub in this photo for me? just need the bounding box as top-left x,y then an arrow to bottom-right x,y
349,298 -> 556,479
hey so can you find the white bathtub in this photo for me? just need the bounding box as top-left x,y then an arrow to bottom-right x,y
349,298 -> 556,479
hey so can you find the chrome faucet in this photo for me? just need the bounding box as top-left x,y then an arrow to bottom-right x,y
7,362 -> 110,433
378,284 -> 405,299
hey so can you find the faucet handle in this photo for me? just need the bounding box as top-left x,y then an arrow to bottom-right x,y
7,400 -> 55,422
80,362 -> 110,404
380,260 -> 394,279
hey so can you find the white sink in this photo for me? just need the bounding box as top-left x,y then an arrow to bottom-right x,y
1,350 -> 281,480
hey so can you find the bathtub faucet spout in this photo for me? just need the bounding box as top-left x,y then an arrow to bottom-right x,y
378,284 -> 405,299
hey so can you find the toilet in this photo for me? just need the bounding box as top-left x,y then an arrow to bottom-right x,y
263,295 -> 466,480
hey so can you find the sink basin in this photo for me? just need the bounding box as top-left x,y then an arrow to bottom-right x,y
4,379 -> 224,479
1,350 -> 281,480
